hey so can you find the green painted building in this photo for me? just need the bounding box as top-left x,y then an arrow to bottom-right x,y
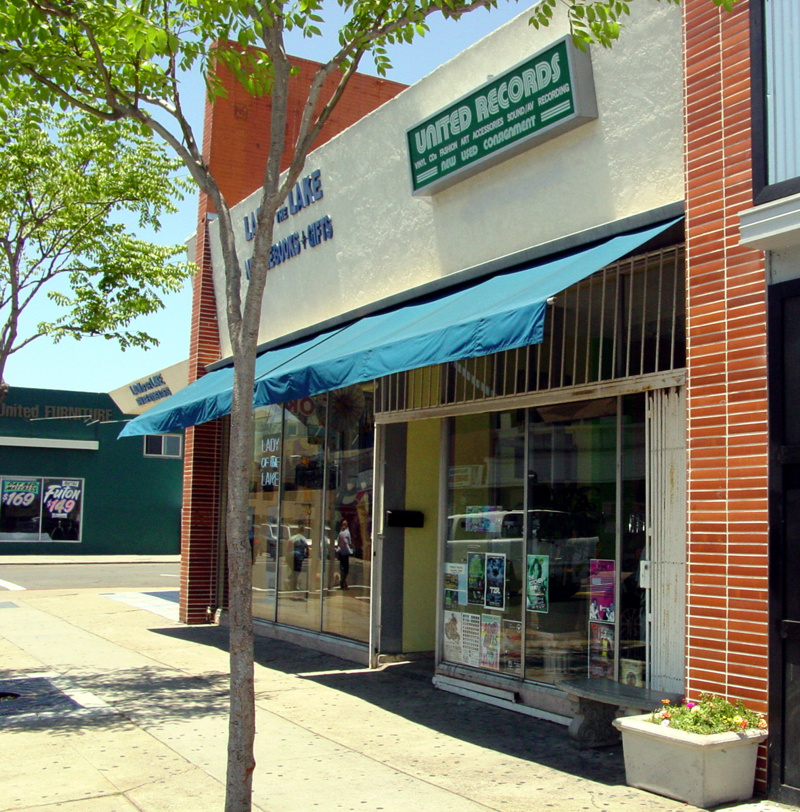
0,388 -> 182,555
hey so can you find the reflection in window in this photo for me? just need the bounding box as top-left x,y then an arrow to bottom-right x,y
444,411 -> 525,676
250,404 -> 283,621
764,0 -> 800,186
442,396 -> 648,687
322,384 -> 374,642
247,386 -> 374,642
276,396 -> 326,632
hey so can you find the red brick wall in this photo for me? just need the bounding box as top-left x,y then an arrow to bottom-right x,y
180,53 -> 406,624
203,52 -> 407,210
683,0 -> 769,784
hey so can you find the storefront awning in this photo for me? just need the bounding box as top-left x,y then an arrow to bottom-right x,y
119,218 -> 678,437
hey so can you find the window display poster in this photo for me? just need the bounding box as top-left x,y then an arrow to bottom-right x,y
444,562 -> 467,607
461,612 -> 481,667
500,619 -> 522,674
484,553 -> 506,610
589,558 -> 615,623
480,614 -> 501,670
467,552 -> 486,605
526,554 -> 549,613
465,505 -> 502,533
0,476 -> 83,542
589,622 -> 615,678
620,657 -> 645,687
41,478 -> 83,540
443,611 -> 463,663
0,478 -> 41,540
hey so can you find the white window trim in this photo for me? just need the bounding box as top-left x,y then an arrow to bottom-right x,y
143,434 -> 183,459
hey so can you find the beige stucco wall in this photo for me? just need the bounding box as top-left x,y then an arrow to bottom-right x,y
209,1 -> 683,357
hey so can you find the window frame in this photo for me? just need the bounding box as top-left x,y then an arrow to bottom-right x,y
143,434 -> 183,459
751,0 -> 800,204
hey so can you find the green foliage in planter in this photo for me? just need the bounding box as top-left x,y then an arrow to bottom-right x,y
649,694 -> 768,735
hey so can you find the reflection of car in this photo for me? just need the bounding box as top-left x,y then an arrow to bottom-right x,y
252,523 -> 297,559
448,509 -> 599,601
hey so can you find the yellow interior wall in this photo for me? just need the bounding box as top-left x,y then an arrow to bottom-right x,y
402,418 -> 441,652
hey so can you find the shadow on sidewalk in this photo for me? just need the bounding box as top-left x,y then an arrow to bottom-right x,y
151,624 -> 626,788
0,666 -> 230,734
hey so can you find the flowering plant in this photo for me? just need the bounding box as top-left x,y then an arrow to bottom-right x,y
649,694 -> 768,735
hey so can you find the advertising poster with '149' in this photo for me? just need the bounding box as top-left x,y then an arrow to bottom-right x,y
0,477 -> 83,542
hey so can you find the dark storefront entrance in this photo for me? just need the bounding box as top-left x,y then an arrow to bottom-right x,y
768,279 -> 800,804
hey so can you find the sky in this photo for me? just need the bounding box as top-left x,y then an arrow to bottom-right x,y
6,1 -> 534,394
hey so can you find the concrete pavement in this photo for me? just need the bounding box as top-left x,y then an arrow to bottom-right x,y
0,580 -> 791,812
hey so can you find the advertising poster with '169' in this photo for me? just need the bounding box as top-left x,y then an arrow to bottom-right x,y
0,476 -> 83,542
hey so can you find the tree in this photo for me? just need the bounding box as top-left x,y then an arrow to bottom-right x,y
0,98 -> 192,394
0,0 -> 737,809
529,0 -> 736,50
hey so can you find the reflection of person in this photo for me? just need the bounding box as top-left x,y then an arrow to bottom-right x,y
290,527 -> 309,591
336,519 -> 353,590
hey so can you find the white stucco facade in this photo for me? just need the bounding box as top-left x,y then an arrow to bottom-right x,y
209,1 -> 683,359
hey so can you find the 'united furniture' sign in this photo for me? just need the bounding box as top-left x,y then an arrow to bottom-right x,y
406,37 -> 597,195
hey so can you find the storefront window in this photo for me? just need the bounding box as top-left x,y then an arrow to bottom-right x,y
276,395 -> 326,631
525,399 -> 616,685
247,386 -> 374,642
444,411 -> 525,675
321,384 -> 374,642
250,404 -> 283,621
443,395 -> 647,687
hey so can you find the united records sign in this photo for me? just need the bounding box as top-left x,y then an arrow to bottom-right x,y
406,36 -> 598,195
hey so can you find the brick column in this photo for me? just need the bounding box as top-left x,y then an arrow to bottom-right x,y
683,0 -> 769,785
179,91 -> 225,624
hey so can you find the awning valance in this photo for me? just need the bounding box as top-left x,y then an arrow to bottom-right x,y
120,218 -> 678,437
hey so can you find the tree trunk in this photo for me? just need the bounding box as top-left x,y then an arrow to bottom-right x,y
224,347 -> 258,812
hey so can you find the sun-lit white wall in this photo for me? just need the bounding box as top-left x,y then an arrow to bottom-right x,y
209,1 -> 682,358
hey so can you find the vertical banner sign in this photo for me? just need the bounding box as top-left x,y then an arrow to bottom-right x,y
0,476 -> 83,542
406,36 -> 597,195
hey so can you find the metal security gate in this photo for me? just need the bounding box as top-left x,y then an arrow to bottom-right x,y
646,387 -> 686,693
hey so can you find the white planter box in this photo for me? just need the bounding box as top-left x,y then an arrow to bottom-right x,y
612,714 -> 768,809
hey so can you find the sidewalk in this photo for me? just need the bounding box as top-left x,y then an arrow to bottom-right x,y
0,586 -> 790,812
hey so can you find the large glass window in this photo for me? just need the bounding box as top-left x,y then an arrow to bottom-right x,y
753,0 -> 800,201
764,0 -> 800,187
524,399 -> 615,685
442,395 -> 648,687
276,395 -> 327,631
321,384 -> 374,642
250,404 -> 283,621
444,411 -> 525,675
247,385 -> 374,641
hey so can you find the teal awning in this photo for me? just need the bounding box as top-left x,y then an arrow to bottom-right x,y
120,218 -> 677,437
